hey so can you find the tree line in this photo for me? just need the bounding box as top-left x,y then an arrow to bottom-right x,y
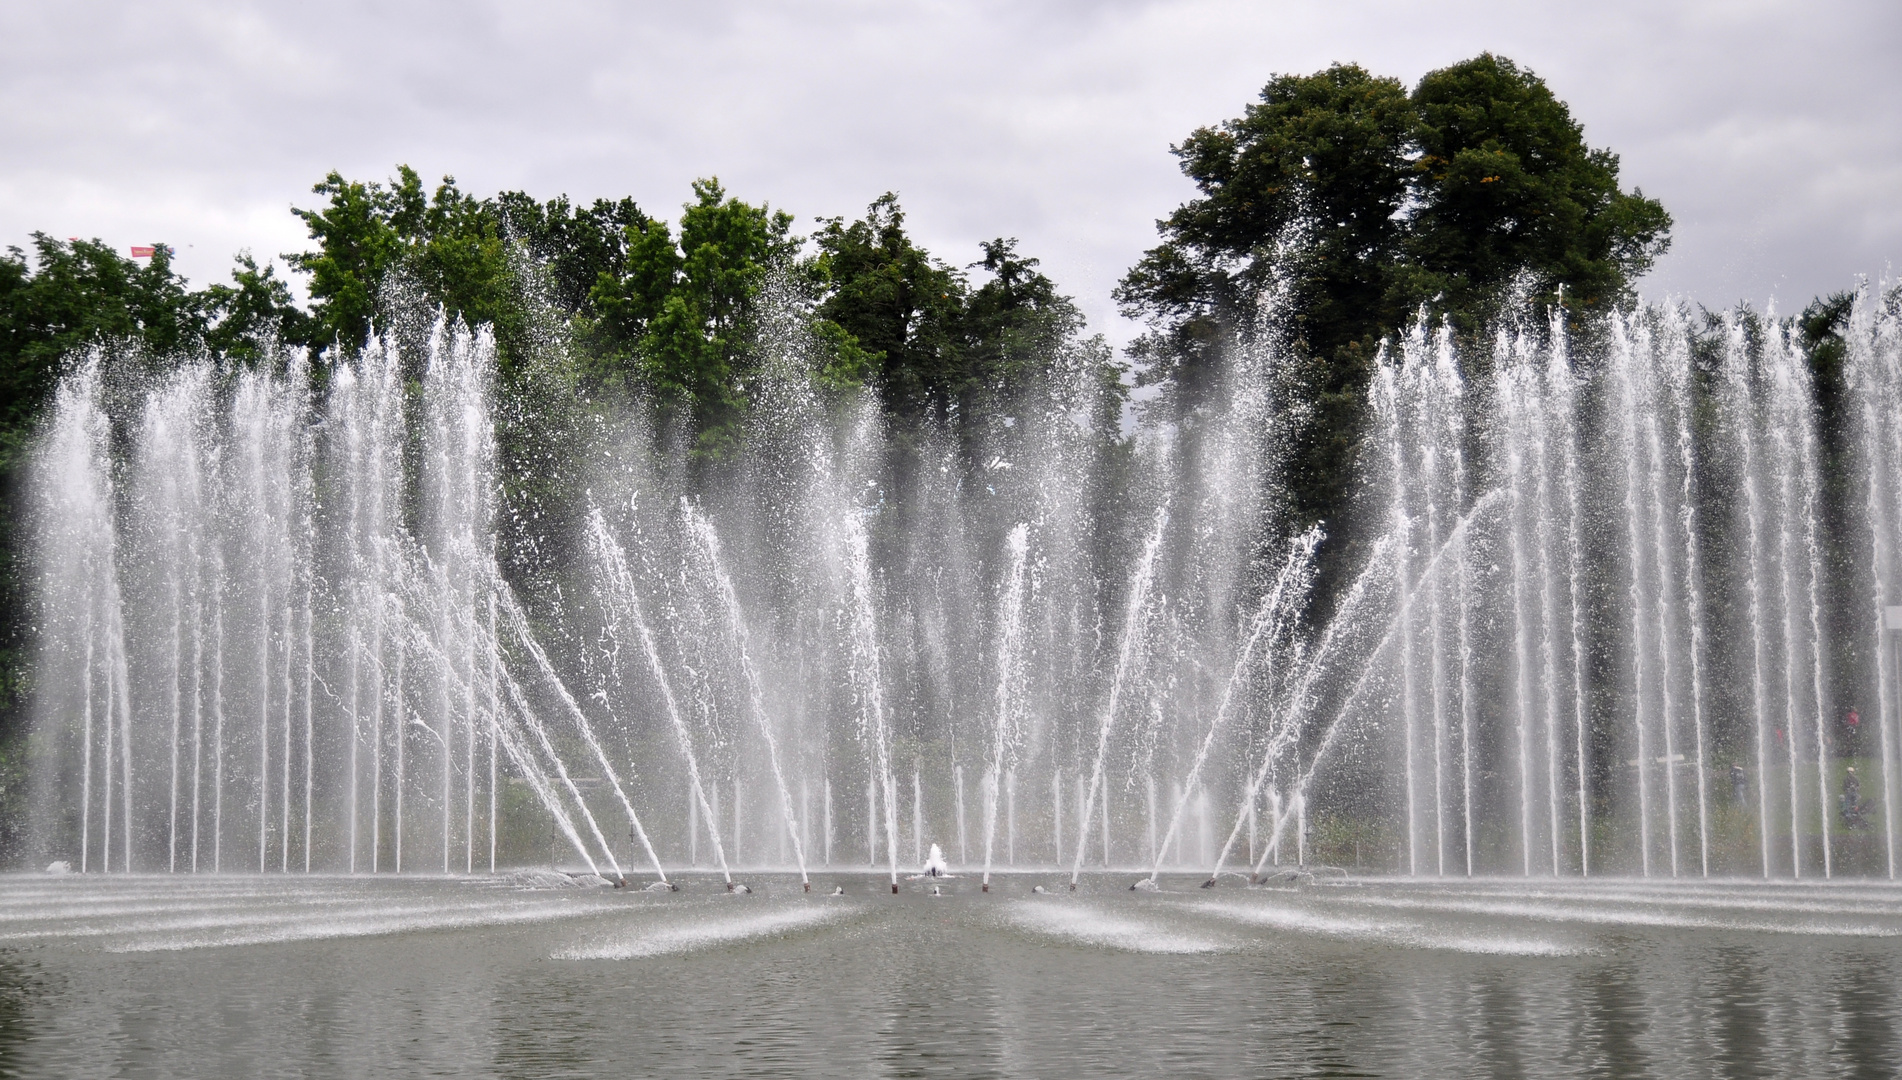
0,52 -> 1862,777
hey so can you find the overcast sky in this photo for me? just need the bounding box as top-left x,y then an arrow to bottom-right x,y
4,0 -> 1897,345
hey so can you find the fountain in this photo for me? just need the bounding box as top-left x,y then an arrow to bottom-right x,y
20,285 -> 1902,888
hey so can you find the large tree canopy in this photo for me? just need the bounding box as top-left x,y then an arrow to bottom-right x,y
1117,62 -> 1415,403
1117,52 -> 1672,536
281,170 -> 1094,459
809,195 -> 1082,426
809,193 -> 966,417
587,178 -> 799,456
0,236 -> 304,469
289,167 -> 516,357
1402,54 -> 1673,324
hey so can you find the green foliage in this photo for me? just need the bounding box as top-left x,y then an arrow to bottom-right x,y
1118,52 -> 1674,540
587,178 -> 799,457
288,166 -> 515,358
1402,54 -> 1672,324
1800,289 -> 1856,405
809,194 -> 967,419
493,193 -> 648,318
810,194 -> 1084,428
3,237 -> 199,442
1115,63 -> 1416,535
962,237 -> 1082,400
807,318 -> 879,393
0,234 -> 309,471
286,171 -> 411,352
282,173 -> 1094,459
200,253 -> 313,363
1117,63 -> 1414,403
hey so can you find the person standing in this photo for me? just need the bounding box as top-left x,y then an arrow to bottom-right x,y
1730,763 -> 1748,805
1844,767 -> 1864,828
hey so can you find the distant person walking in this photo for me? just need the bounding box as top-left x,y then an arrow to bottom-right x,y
1730,763 -> 1748,804
1843,767 -> 1866,829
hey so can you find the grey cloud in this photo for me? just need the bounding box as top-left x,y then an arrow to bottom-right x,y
3,0 -> 1896,342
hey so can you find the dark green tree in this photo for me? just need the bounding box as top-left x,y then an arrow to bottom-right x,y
0,236 -> 302,460
1116,63 -> 1414,407
808,193 -> 967,420
1401,53 -> 1672,327
588,178 -> 799,457
0,235 -> 304,843
288,166 -> 514,357
1118,53 -> 1672,542
493,193 -> 649,319
287,171 -> 410,352
2,237 -> 205,402
808,196 -> 1083,430
961,237 -> 1081,400
1116,63 -> 1415,537
200,252 -> 312,362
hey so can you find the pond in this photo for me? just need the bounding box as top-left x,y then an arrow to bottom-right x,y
0,872 -> 1897,1077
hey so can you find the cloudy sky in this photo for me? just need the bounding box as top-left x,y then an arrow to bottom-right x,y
4,0 -> 1897,344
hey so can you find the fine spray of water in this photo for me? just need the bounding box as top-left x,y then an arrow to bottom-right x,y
982,524 -> 1030,890
1150,527 -> 1319,885
683,500 -> 808,885
1071,508 -> 1169,887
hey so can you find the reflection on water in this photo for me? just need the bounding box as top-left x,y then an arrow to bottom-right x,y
0,873 -> 1897,1077
0,957 -> 48,1080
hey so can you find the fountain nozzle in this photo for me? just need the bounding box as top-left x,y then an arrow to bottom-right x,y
1200,877 -> 1217,889
1068,882 -> 1076,892
803,882 -> 811,892
891,883 -> 900,894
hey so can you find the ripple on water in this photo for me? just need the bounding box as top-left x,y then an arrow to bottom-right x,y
1326,889 -> 1902,938
1191,899 -> 1587,956
554,903 -> 851,960
0,877 -> 625,952
110,898 -> 616,952
1006,901 -> 1224,954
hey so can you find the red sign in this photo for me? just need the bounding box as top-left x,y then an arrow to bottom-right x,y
130,246 -> 156,258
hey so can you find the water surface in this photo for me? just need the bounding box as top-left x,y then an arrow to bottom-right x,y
1,872 -> 1897,1078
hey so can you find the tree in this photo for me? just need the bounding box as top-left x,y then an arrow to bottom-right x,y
1116,63 -> 1414,407
287,171 -> 411,353
961,237 -> 1081,400
493,193 -> 649,319
809,196 -> 1084,430
588,178 -> 799,457
288,166 -> 513,358
1402,53 -> 1672,327
200,252 -> 312,363
809,193 -> 967,420
1118,53 -> 1673,540
0,235 -> 306,836
0,231 -> 308,497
